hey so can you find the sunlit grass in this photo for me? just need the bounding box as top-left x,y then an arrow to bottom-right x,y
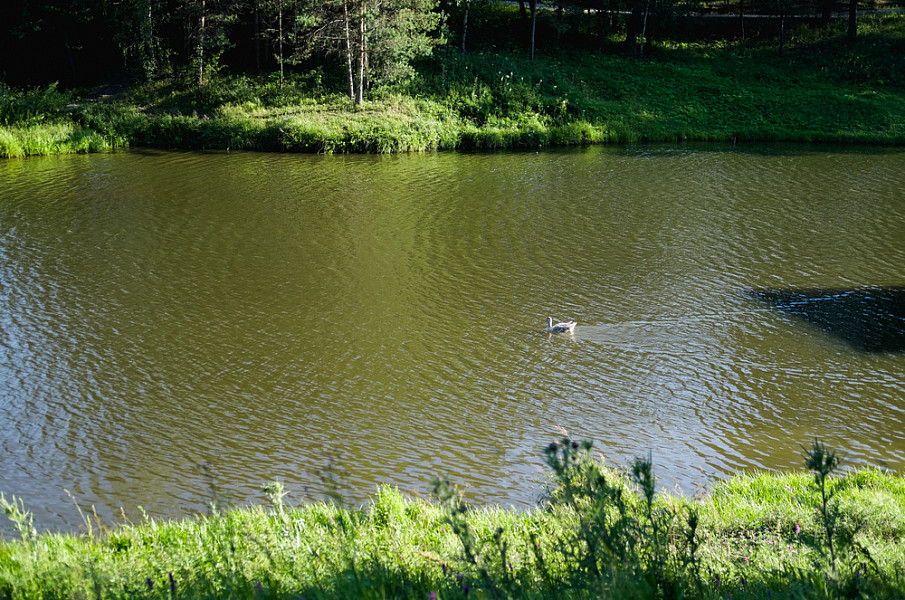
2,440 -> 904,599
0,122 -> 117,158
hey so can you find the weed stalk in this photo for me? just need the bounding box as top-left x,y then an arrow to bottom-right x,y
804,440 -> 839,571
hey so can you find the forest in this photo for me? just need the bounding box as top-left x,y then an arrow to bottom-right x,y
2,0 -> 901,94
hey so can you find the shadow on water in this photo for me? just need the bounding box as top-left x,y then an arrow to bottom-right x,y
750,286 -> 905,352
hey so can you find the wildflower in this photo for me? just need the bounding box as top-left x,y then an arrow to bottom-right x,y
430,593 -> 437,600
795,523 -> 801,534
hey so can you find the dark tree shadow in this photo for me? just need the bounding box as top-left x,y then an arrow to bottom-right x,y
749,286 -> 905,353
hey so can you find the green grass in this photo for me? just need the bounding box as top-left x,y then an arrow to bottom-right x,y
1,14 -> 904,156
0,122 -> 117,158
2,440 -> 904,599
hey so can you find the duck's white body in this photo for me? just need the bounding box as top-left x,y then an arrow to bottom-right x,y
547,317 -> 577,334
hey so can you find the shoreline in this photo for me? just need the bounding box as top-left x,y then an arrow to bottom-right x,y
2,446 -> 903,599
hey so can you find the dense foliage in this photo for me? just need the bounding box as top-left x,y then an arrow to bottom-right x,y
1,440 -> 904,599
1,0 -> 903,89
0,0 -> 443,99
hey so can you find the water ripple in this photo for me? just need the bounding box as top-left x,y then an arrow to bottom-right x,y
1,146 -> 905,532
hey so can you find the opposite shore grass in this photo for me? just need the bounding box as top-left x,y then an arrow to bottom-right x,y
1,15 -> 904,158
1,440 -> 904,599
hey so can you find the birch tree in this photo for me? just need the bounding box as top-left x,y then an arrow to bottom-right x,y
297,0 -> 441,104
177,0 -> 239,85
257,0 -> 301,86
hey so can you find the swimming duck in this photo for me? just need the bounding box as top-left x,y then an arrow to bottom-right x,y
546,317 -> 577,334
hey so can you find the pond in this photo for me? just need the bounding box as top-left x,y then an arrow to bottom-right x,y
1,144 -> 903,533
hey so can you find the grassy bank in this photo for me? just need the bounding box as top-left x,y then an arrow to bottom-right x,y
1,14 -> 904,158
1,440 -> 904,599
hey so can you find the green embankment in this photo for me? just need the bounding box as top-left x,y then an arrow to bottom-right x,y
1,15 -> 904,158
1,440 -> 904,599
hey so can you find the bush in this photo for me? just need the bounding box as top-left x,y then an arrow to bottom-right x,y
0,83 -> 73,126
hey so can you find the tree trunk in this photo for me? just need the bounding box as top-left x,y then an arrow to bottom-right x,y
357,13 -> 366,105
254,1 -> 261,71
343,0 -> 356,103
139,0 -> 155,77
64,29 -> 78,82
460,1 -> 469,53
639,0 -> 650,59
596,1 -> 607,42
778,15 -> 785,56
278,0 -> 284,87
847,0 -> 857,45
197,0 -> 206,85
529,0 -> 537,61
820,0 -> 834,25
625,0 -> 644,57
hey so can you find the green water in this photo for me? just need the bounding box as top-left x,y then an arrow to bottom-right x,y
1,144 -> 903,531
